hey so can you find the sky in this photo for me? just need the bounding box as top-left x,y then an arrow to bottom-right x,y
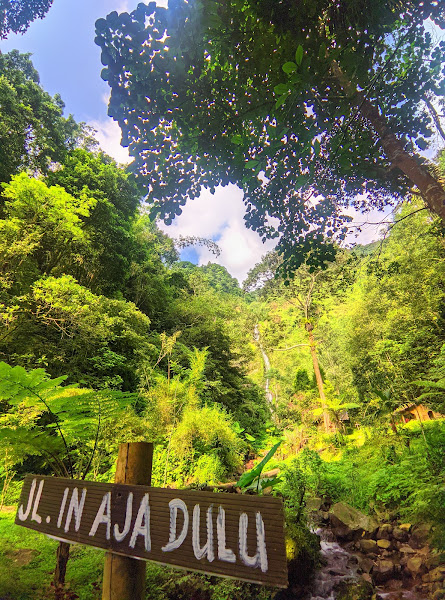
1,0 -> 404,282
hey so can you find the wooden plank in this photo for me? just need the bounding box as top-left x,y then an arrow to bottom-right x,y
102,442 -> 153,600
15,474 -> 288,588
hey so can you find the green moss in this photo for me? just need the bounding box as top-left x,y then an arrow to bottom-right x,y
334,579 -> 373,600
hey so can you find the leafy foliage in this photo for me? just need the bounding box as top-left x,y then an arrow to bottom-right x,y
96,0 -> 445,272
0,362 -> 138,479
0,0 -> 54,38
0,51 -> 85,185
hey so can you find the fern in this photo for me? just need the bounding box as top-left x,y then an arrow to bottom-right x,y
0,361 -> 137,479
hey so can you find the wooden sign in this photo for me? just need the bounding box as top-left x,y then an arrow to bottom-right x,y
16,474 -> 288,587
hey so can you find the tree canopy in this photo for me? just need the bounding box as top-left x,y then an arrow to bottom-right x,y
96,0 -> 445,273
0,51 -> 84,186
0,0 -> 54,39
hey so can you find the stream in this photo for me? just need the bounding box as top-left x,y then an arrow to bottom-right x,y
309,528 -> 359,599
302,527 -> 427,600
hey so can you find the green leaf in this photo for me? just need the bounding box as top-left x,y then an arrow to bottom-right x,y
274,83 -> 289,95
231,134 -> 243,145
236,441 -> 281,489
245,160 -> 259,169
245,433 -> 256,442
282,61 -> 297,74
260,476 -> 282,489
275,94 -> 288,109
295,45 -> 304,65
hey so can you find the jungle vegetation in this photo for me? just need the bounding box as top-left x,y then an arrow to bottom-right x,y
0,0 -> 444,595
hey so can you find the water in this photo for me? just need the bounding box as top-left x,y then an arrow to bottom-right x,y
304,528 -> 427,600
309,528 -> 359,600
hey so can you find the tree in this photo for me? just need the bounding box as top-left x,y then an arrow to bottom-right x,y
245,251 -> 354,432
0,0 -> 54,39
321,198 -> 445,405
0,361 -> 140,589
47,148 -> 141,295
0,51 -> 83,186
0,174 -> 156,388
96,0 -> 445,273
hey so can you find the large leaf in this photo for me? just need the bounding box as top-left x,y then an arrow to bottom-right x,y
236,441 -> 281,489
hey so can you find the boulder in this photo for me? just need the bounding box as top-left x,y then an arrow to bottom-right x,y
360,539 -> 378,553
376,524 -> 392,540
358,556 -> 375,574
372,559 -> 395,584
407,555 -> 425,577
376,539 -> 392,550
427,553 -> 445,569
392,527 -> 409,542
410,523 -> 432,546
429,566 -> 445,583
329,502 -> 377,540
305,497 -> 322,512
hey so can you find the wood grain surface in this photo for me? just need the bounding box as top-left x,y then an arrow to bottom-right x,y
15,474 -> 288,587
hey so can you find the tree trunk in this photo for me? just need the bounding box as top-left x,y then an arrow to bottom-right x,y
331,61 -> 445,220
306,323 -> 332,433
54,541 -> 70,594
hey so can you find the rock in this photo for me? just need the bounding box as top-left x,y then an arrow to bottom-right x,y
376,539 -> 392,550
306,497 -> 322,512
329,502 -> 378,540
372,559 -> 395,584
360,539 -> 378,553
399,523 -> 411,532
399,544 -> 416,554
376,524 -> 392,540
392,527 -> 409,542
432,582 -> 445,595
407,555 -> 425,577
427,553 -> 445,569
332,525 -> 356,540
385,578 -> 404,591
358,557 -> 375,574
411,523 -> 432,545
429,566 -> 445,583
334,579 -> 374,600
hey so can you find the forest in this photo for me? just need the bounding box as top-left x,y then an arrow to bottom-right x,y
0,1 -> 445,600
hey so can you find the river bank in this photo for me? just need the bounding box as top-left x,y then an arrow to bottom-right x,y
287,498 -> 445,600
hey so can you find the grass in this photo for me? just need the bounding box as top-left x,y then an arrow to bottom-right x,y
0,510 -> 103,600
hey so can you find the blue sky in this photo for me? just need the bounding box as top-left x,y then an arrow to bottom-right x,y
1,0 -> 141,123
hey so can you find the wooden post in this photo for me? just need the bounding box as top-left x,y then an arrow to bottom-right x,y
102,442 -> 153,600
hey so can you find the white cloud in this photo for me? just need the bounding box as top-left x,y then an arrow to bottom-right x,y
344,202 -> 394,246
89,118 -> 130,165
114,0 -> 130,13
158,185 -> 394,283
158,185 -> 277,283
